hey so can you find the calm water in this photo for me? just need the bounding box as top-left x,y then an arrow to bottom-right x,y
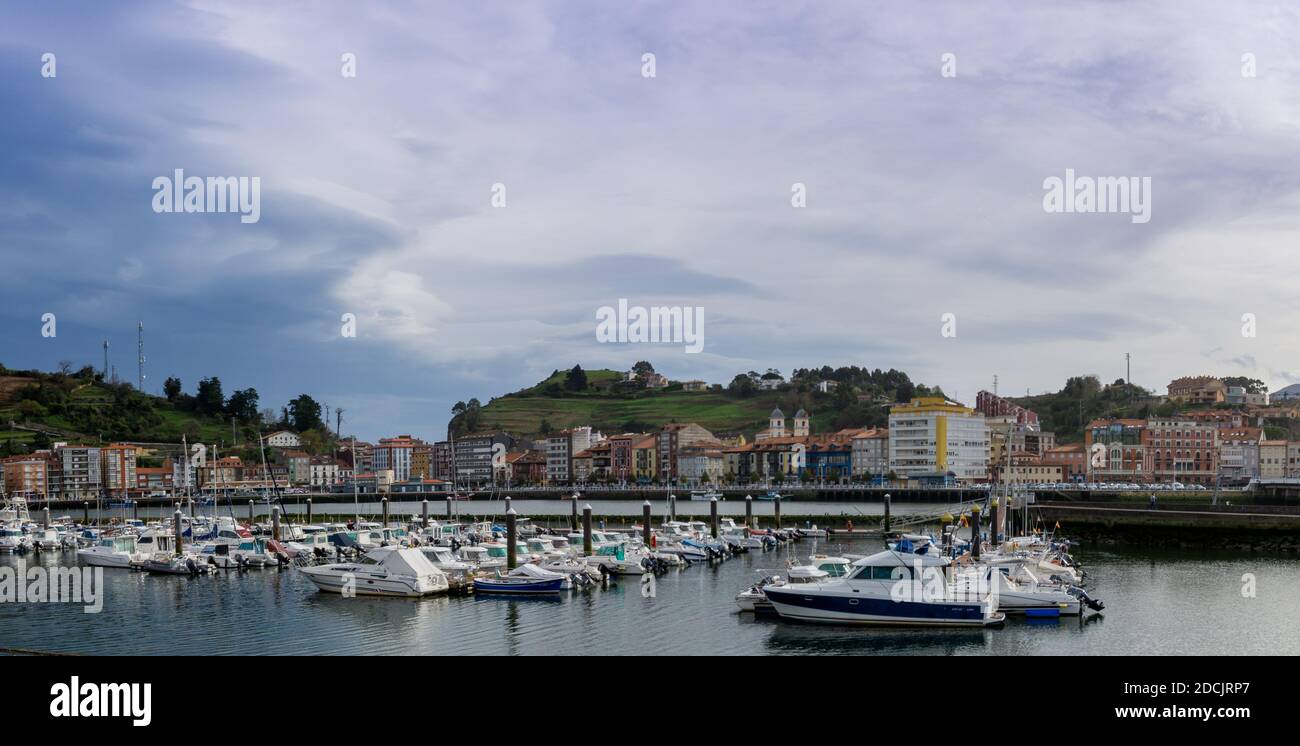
2,538 -> 1297,656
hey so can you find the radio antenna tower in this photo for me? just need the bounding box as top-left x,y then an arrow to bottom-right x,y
137,322 -> 146,392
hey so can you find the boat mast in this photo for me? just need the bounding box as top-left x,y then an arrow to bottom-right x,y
352,434 -> 359,526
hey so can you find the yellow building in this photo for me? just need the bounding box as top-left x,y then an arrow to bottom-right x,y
632,435 -> 658,483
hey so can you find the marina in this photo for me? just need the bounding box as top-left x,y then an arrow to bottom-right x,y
2,493 -> 1299,656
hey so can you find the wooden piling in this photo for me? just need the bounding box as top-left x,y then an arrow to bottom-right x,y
82,502 -> 88,524
669,493 -> 676,522
506,508 -> 518,570
710,497 -> 719,538
272,506 -> 281,541
745,494 -> 753,529
422,499 -> 429,528
774,494 -> 782,529
43,506 -> 51,529
248,500 -> 255,526
173,509 -> 184,556
381,497 -> 389,528
582,504 -> 593,556
883,493 -> 892,533
570,493 -> 578,532
643,500 -> 653,547
306,498 -> 313,524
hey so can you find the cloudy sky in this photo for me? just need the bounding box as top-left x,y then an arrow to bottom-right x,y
4,1 -> 1300,440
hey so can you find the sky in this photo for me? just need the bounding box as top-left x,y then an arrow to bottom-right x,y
3,1 -> 1300,441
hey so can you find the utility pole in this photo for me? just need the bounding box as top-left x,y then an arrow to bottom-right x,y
102,340 -> 109,379
137,322 -> 145,392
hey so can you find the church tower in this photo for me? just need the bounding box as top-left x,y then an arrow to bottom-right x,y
793,409 -> 810,437
769,407 -> 786,438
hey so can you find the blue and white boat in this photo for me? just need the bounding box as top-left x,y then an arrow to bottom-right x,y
762,550 -> 1004,627
473,564 -> 569,594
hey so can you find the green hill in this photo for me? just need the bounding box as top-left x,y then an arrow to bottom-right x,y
461,365 -> 940,439
0,362 -> 332,461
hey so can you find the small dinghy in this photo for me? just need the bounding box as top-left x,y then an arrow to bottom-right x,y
474,564 -> 568,594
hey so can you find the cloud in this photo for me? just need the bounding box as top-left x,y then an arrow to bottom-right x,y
3,1 -> 1300,439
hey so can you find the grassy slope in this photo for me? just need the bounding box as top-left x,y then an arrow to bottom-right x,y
479,369 -> 849,437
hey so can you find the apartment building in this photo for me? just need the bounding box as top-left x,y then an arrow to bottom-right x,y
1042,443 -> 1086,482
57,445 -> 102,500
851,428 -> 889,477
374,435 -> 419,482
888,398 -> 989,482
1084,420 -> 1150,481
100,443 -> 138,498
1167,376 -> 1226,405
1259,440 -> 1287,479
454,432 -> 516,486
1146,417 -> 1219,485
1,455 -> 49,499
658,423 -> 714,483
1217,427 -> 1262,484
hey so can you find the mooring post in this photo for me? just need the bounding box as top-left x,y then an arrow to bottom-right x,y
133,501 -> 139,522
570,493 -> 579,532
745,494 -> 753,529
970,505 -> 982,560
82,501 -> 88,524
506,508 -> 518,570
710,496 -> 719,538
642,500 -> 653,547
582,504 -> 593,556
173,509 -> 184,556
422,499 -> 429,529
669,493 -> 676,522
883,492 -> 892,534
306,498 -> 313,525
774,494 -> 782,529
272,505 -> 281,542
248,500 -> 255,526
43,506 -> 51,529
381,497 -> 389,528
446,494 -> 452,518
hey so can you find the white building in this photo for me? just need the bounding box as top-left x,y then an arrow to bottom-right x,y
888,398 -> 988,482
263,431 -> 301,448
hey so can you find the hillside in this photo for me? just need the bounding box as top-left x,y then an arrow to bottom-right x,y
0,362 -> 332,460
463,365 -> 940,439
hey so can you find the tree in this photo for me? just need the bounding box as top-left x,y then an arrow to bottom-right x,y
287,394 -> 324,432
163,377 -> 182,401
728,374 -> 756,398
564,365 -> 588,391
632,361 -> 655,376
894,381 -> 915,402
195,377 -> 225,415
226,388 -> 260,423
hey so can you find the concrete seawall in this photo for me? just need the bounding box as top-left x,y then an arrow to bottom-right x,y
1033,503 -> 1300,553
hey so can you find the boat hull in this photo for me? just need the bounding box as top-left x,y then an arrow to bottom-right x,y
473,577 -> 566,594
763,586 -> 1002,627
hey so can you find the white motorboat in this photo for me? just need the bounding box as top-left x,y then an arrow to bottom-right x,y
762,550 -> 1005,627
418,545 -> 476,586
298,546 -> 450,597
32,528 -> 62,550
79,534 -> 145,568
0,525 -> 31,553
954,564 -> 1104,616
689,489 -> 724,501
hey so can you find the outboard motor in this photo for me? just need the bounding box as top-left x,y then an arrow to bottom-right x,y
1066,586 -> 1105,612
185,558 -> 200,575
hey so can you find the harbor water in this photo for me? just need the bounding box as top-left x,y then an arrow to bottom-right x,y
2,537 -> 1297,656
